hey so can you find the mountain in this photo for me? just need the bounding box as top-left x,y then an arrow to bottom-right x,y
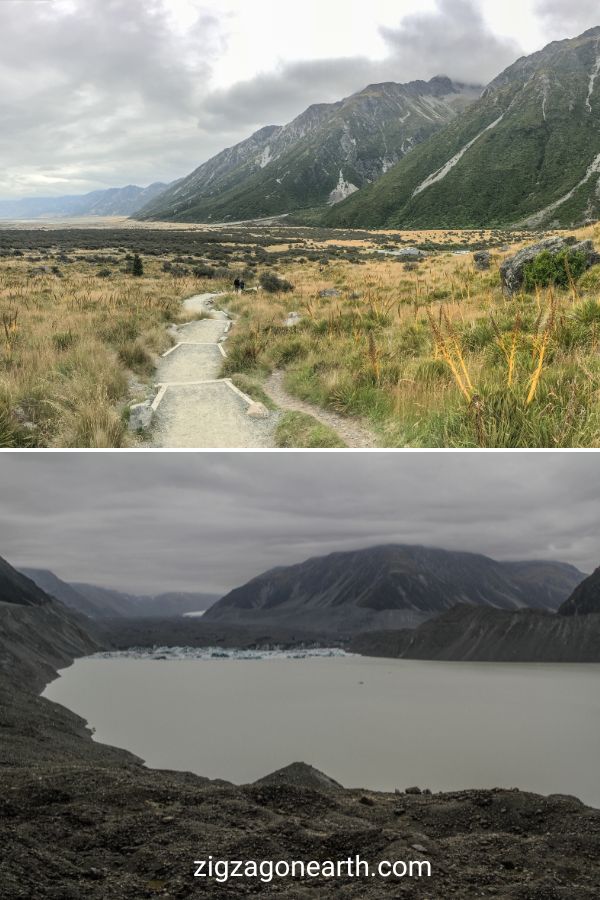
0,556 -> 99,690
324,27 -> 600,229
70,582 -> 218,618
203,544 -> 585,635
558,566 -> 600,615
135,77 -> 480,223
0,557 -> 54,607
20,569 -> 100,616
0,183 -> 168,220
351,604 -> 600,662
21,569 -> 218,618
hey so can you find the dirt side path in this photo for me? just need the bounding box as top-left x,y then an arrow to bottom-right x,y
264,370 -> 379,448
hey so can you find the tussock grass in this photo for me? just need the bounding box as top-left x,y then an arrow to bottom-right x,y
223,222 -> 600,447
0,254 -> 224,446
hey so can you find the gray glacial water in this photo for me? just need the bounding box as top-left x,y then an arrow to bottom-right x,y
44,654 -> 600,806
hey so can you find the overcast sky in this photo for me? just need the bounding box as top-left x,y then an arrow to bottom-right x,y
0,0 -> 598,199
0,452 -> 598,595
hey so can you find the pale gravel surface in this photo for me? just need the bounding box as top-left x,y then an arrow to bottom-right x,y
151,382 -> 276,448
150,293 -> 277,448
264,370 -> 378,448
156,343 -> 222,383
149,292 -> 376,449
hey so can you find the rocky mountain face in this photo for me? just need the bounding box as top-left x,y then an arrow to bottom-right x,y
0,557 -> 55,607
0,557 -> 99,691
0,183 -> 167,220
203,544 -> 584,635
558,566 -> 600,615
325,27 -> 600,229
135,77 -> 479,223
21,568 -> 217,618
351,604 -> 600,662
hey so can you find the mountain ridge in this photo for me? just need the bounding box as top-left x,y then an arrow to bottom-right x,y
21,568 -> 218,618
135,76 -> 480,223
203,543 -> 585,634
0,183 -> 168,220
323,27 -> 600,229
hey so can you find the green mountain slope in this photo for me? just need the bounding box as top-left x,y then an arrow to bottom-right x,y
135,77 -> 479,223
324,27 -> 600,229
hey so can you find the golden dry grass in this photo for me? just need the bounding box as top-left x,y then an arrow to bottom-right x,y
223,224 -> 600,447
0,253 -> 218,447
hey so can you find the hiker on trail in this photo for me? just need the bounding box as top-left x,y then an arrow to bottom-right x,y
240,280 -> 245,292
233,277 -> 240,293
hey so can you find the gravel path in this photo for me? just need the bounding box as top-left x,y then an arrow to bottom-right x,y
264,370 -> 378,448
150,293 -> 277,448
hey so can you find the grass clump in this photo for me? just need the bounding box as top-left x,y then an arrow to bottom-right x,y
275,411 -> 347,448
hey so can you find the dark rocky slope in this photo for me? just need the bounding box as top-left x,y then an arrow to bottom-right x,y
1,553 -> 599,897
351,604 -> 600,662
204,545 -> 584,634
559,566 -> 600,616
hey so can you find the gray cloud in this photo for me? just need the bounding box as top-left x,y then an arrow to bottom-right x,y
203,0 -> 521,131
535,0 -> 599,39
0,0 -> 228,196
380,0 -> 521,86
0,453 -> 597,595
0,0 -> 527,198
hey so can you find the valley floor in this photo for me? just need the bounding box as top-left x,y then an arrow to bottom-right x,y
2,219 -> 600,447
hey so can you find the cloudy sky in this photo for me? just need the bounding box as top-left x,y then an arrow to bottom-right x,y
0,0 -> 598,199
1,452 -> 598,594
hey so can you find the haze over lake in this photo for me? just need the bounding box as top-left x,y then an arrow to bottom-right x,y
45,655 -> 600,807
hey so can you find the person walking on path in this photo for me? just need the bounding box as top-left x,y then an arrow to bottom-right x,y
233,277 -> 240,294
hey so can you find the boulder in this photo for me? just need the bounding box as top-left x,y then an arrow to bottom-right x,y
318,289 -> 341,298
473,250 -> 491,271
499,237 -> 600,296
284,312 -> 303,328
246,401 -> 270,419
128,401 -> 153,431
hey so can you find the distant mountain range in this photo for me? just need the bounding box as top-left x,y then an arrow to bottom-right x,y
203,544 -> 585,635
0,183 -> 167,220
20,568 -> 217,619
134,77 -> 479,223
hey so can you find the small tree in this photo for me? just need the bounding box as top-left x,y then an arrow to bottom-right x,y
132,254 -> 144,277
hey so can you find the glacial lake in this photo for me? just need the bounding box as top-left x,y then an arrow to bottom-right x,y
44,652 -> 600,807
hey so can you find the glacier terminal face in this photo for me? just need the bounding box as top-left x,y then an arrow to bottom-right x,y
92,646 -> 352,661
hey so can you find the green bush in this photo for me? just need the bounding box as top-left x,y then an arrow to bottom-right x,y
522,249 -> 588,291
259,272 -> 293,294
